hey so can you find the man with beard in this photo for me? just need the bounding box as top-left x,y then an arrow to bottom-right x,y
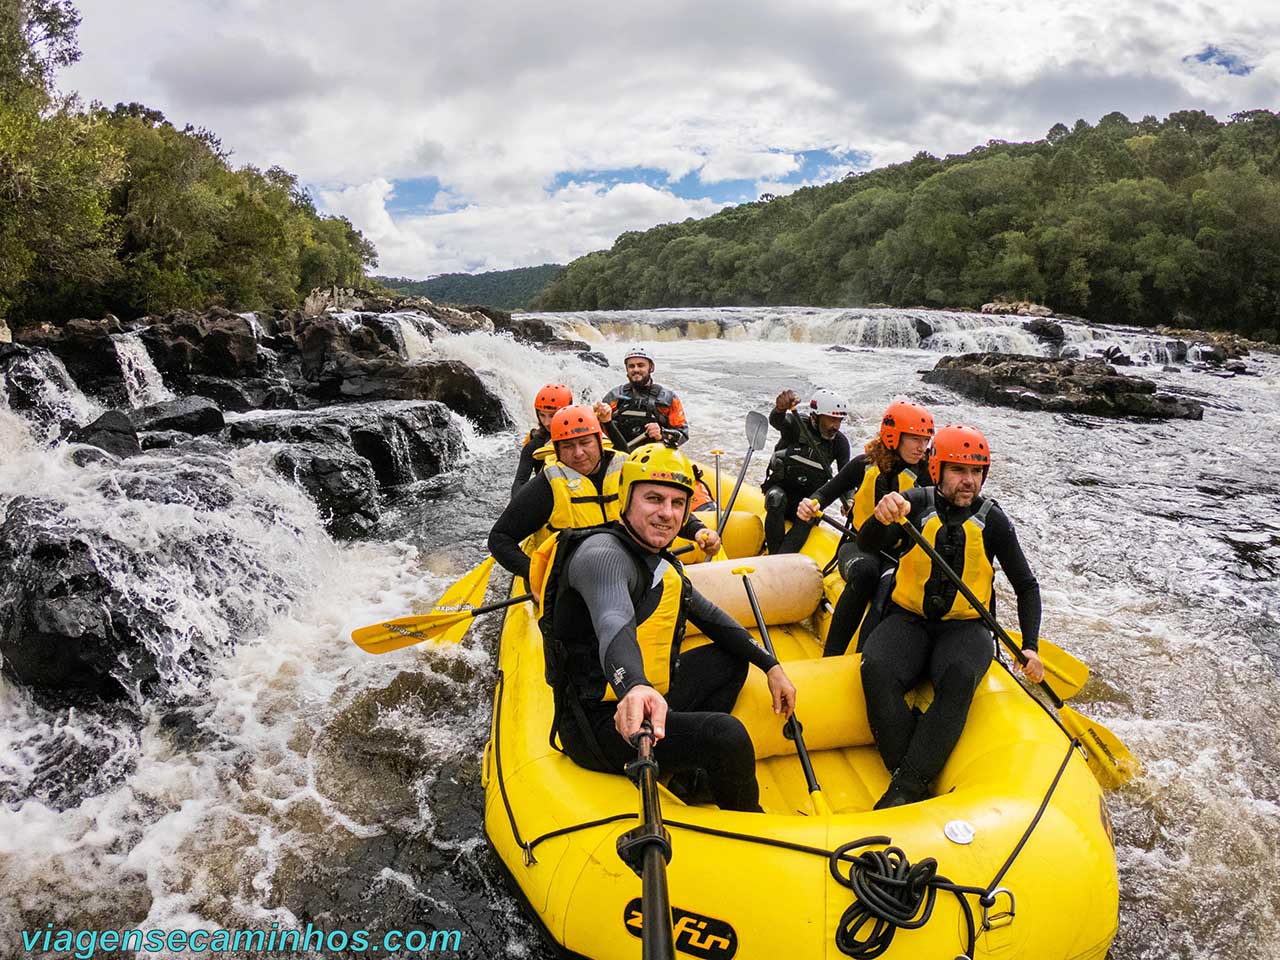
531,443 -> 797,812
599,346 -> 690,450
762,388 -> 852,555
857,424 -> 1045,809
489,406 -> 718,582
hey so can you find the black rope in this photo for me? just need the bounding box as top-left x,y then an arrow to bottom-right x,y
492,671 -> 536,864
981,739 -> 1077,899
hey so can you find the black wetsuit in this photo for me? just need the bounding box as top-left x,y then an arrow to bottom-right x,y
488,452 -> 709,581
553,529 -> 777,811
763,408 -> 851,555
510,425 -> 551,498
810,454 -> 929,656
857,487 -> 1041,789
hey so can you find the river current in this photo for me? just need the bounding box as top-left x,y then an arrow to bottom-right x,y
2,307 -> 1278,959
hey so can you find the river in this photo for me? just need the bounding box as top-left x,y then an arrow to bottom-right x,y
1,307 -> 1277,959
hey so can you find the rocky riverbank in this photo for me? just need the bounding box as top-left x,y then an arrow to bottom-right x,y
922,352 -> 1205,419
0,292 -> 579,711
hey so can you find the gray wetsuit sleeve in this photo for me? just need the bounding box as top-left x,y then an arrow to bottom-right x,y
564,535 -> 650,697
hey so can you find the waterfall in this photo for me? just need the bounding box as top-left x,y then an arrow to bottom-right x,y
111,333 -> 174,407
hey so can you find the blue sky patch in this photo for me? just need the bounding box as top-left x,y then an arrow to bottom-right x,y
1187,45 -> 1254,76
547,148 -> 871,205
385,176 -> 443,214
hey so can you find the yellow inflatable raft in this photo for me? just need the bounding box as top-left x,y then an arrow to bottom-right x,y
482,487 -> 1118,960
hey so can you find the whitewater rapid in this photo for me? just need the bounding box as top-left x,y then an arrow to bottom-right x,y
1,306 -> 1277,959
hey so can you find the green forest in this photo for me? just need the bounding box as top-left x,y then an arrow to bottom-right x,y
375,264 -> 562,310
536,111 -> 1280,341
0,0 -> 376,327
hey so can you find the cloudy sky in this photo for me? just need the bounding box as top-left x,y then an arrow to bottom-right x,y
64,1 -> 1278,279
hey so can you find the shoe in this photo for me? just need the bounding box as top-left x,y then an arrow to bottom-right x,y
873,770 -> 930,809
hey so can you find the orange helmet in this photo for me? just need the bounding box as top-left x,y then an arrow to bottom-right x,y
880,399 -> 935,450
928,424 -> 991,483
534,383 -> 573,414
549,405 -> 603,443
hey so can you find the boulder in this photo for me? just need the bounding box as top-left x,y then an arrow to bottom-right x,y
226,401 -> 465,488
1023,318 -> 1065,343
0,498 -> 159,701
272,442 -> 380,539
127,396 -> 224,435
13,315 -> 131,405
922,353 -> 1203,420
981,300 -> 1055,317
70,411 -> 141,458
138,309 -> 260,383
578,350 -> 610,367
298,318 -> 509,430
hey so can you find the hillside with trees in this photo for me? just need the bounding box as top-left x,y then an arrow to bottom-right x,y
535,111 -> 1280,341
1,1 -> 376,327
375,264 -> 561,310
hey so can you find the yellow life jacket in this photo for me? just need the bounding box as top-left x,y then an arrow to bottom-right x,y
891,489 -> 996,620
852,462 -> 920,532
542,452 -> 625,531
532,526 -> 687,699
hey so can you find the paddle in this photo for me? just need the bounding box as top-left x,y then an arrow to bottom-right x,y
813,512 -> 1090,701
353,545 -> 701,654
717,411 -> 770,535
710,447 -> 724,531
734,565 -> 832,816
617,721 -> 676,960
893,517 -> 1139,789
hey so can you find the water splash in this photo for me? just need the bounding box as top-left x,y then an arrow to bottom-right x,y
0,347 -> 103,440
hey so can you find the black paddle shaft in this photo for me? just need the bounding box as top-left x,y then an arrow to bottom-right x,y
618,723 -> 675,960
895,518 -> 1064,709
739,574 -> 822,797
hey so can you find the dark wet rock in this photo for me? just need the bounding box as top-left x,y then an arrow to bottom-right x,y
272,442 -> 380,538
1194,345 -> 1226,364
13,315 -> 131,404
491,311 -> 558,343
825,344 -> 856,353
1224,360 -> 1249,374
1163,365 -> 1182,373
0,499 -> 159,701
1098,345 -> 1134,366
185,374 -> 298,412
1059,345 -> 1081,359
578,350 -> 610,367
70,411 -> 141,458
227,402 -> 465,488
127,396 -> 224,435
298,320 -> 510,430
138,308 -> 261,382
1023,318 -> 1065,342
138,430 -> 198,450
913,317 -> 935,340
543,338 -> 593,353
922,353 -> 1204,420
0,343 -> 96,436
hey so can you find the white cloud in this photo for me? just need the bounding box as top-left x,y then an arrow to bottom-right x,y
321,180 -> 726,276
61,0 -> 1280,276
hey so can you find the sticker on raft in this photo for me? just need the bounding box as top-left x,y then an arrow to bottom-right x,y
623,899 -> 737,960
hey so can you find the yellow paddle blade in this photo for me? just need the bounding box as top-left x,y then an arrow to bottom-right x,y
351,557 -> 496,654
1007,630 -> 1090,700
1061,706 -> 1141,789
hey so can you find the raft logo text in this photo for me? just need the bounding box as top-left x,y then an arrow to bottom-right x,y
20,924 -> 464,958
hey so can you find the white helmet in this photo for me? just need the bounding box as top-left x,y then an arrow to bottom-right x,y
624,345 -> 655,365
809,388 -> 847,419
